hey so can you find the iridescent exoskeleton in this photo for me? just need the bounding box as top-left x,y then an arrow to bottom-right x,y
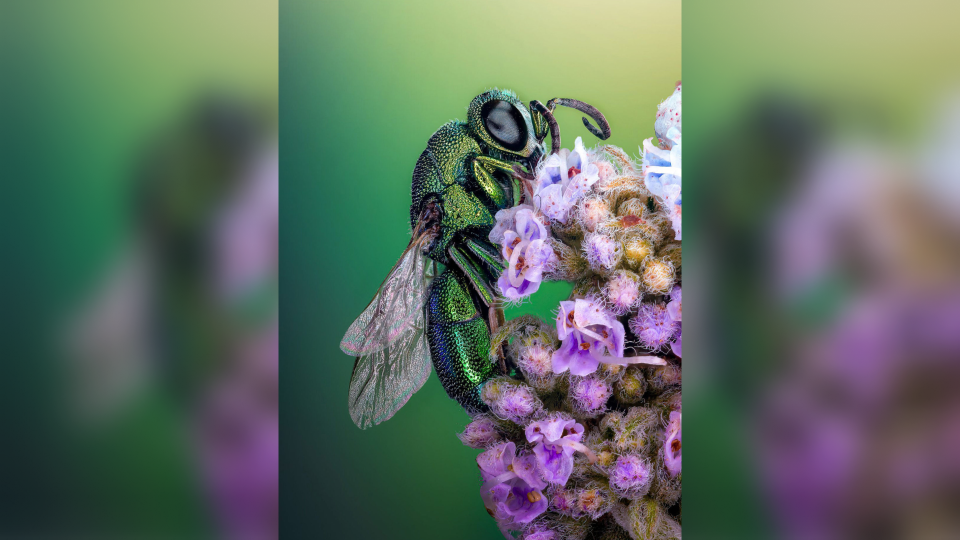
340,89 -> 611,428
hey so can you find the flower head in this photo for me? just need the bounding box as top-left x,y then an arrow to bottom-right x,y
535,137 -> 600,223
552,298 -> 625,376
628,302 -> 679,351
664,411 -> 682,477
497,208 -> 555,300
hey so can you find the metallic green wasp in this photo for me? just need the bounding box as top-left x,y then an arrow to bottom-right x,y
340,89 -> 611,428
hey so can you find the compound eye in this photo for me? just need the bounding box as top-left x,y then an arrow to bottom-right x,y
482,100 -> 526,150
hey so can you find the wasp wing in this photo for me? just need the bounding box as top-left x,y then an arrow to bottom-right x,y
340,239 -> 435,429
340,240 -> 430,356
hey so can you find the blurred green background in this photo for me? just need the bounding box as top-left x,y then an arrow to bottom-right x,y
280,0 -> 679,538
1,1 -> 276,536
683,1 -> 960,538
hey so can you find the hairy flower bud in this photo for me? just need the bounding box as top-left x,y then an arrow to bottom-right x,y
577,196 -> 612,233
629,302 -> 679,351
603,270 -> 642,315
626,498 -> 681,540
614,366 -> 647,404
482,378 -> 543,423
641,258 -> 675,294
569,375 -> 612,416
458,414 -> 502,449
583,232 -> 622,274
609,454 -> 653,498
621,234 -> 655,269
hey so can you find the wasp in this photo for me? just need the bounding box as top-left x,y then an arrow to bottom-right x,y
340,89 -> 611,428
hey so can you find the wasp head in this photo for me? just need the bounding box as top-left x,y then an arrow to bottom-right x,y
467,89 -> 543,166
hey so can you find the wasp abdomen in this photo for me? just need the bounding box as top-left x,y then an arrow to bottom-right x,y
425,268 -> 493,413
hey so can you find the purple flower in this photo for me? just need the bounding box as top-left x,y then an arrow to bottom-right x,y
534,137 -> 600,223
491,383 -> 542,423
628,302 -> 679,351
582,232 -> 621,273
551,298 -> 625,376
664,411 -> 682,477
667,285 -> 682,322
522,523 -> 556,540
609,454 -> 653,497
525,416 -> 594,486
478,442 -> 549,524
569,375 -> 612,415
671,326 -> 682,358
496,208 -> 555,300
457,415 -> 501,449
548,486 -> 579,516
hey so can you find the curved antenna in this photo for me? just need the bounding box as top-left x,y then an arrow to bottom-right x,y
530,100 -> 561,154
547,98 -> 612,140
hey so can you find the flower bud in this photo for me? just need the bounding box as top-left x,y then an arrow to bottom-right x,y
609,454 -> 653,499
626,498 -> 681,540
583,232 -> 622,274
457,414 -> 502,449
603,270 -> 642,315
544,238 -> 589,282
629,302 -> 679,351
577,196 -> 612,233
614,366 -> 647,404
621,234 -> 654,269
575,482 -> 615,520
657,242 -> 681,270
641,258 -> 675,294
482,378 -> 543,423
569,375 -> 612,416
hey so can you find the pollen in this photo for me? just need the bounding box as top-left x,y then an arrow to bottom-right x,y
527,490 -> 542,503
568,166 -> 581,177
567,310 -> 576,325
671,439 -> 681,453
580,342 -> 591,351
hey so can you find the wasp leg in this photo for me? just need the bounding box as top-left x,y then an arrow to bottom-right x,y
426,267 -> 494,412
473,155 -> 524,209
448,244 -> 499,308
474,155 -> 534,207
463,237 -> 505,275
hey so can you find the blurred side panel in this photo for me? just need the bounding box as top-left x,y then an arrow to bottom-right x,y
0,1 -> 277,538
685,1 -> 960,538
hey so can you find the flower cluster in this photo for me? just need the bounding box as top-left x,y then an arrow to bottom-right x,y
462,84 -> 682,539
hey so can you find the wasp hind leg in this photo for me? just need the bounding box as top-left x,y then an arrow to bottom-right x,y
425,266 -> 495,413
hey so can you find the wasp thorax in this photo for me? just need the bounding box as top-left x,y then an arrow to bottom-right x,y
641,258 -> 675,294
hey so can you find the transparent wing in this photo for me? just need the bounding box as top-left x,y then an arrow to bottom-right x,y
340,242 -> 430,356
340,237 -> 436,429
347,321 -> 431,429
